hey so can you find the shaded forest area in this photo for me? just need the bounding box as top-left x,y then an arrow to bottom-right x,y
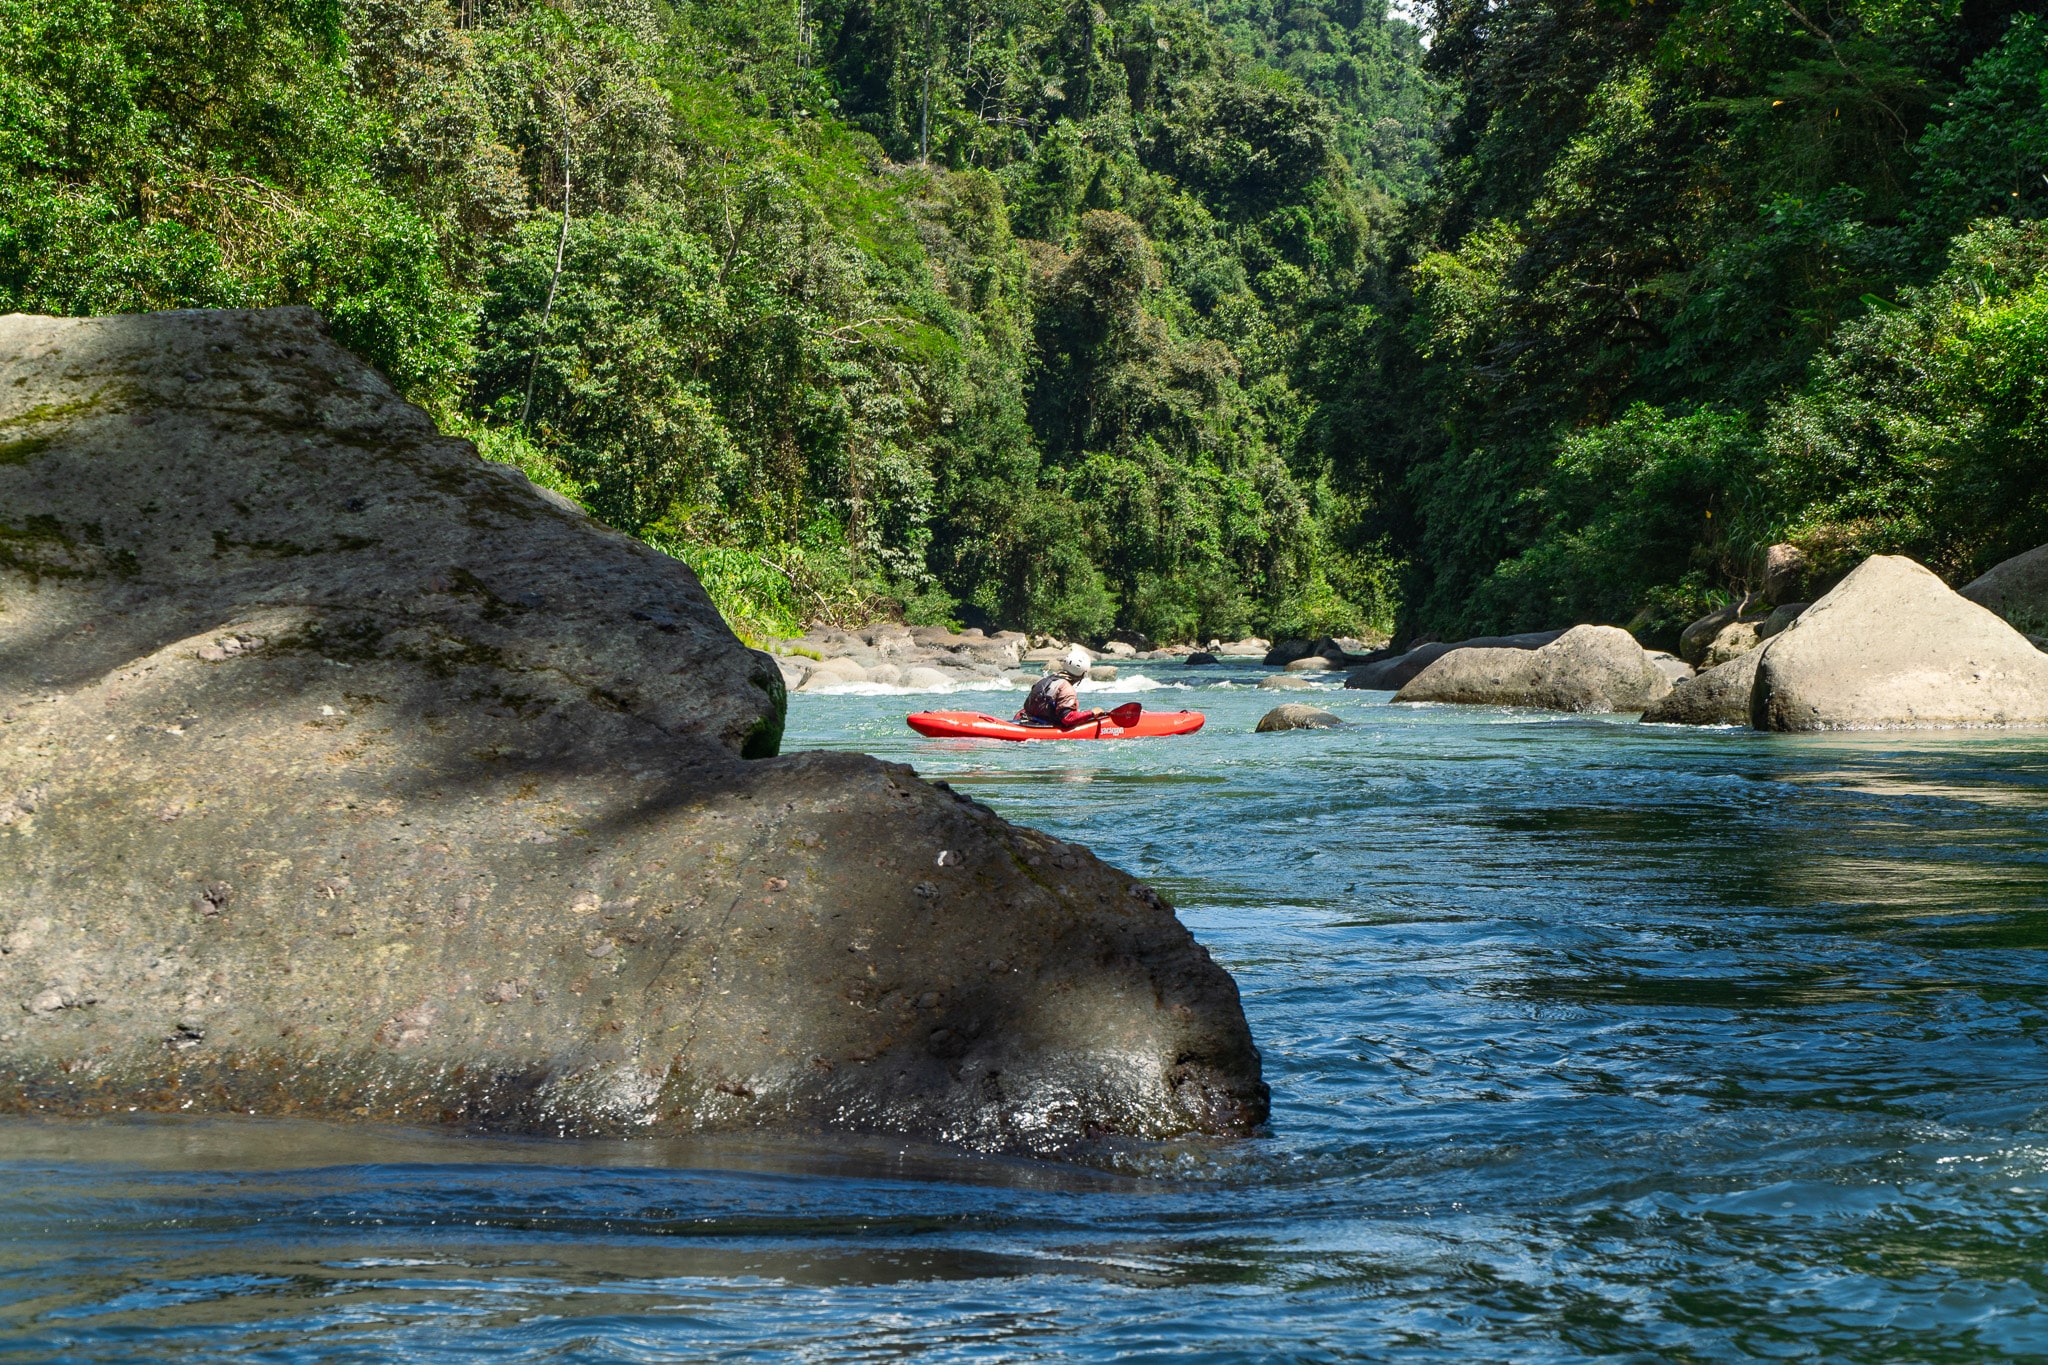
5,0 -> 2046,646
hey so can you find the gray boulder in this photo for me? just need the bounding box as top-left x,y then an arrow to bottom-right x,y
1257,674 -> 1318,691
0,308 -> 1266,1151
1393,625 -> 1669,713
1264,635 -> 1356,668
969,640 -> 1022,668
1703,619 -> 1761,667
1641,647 -> 1766,726
1645,650 -> 1694,686
1679,598 -> 1759,666
1345,629 -> 1568,691
797,657 -> 866,690
1752,554 -> 2048,731
1961,543 -> 2048,637
1185,651 -> 1220,666
1338,642 -> 1404,672
1764,542 -> 1809,604
1255,704 -> 1342,732
1756,602 -> 1808,640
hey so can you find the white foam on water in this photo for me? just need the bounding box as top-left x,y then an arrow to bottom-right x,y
1078,675 -> 1190,693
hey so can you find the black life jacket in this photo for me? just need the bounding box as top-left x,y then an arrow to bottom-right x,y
1021,673 -> 1077,723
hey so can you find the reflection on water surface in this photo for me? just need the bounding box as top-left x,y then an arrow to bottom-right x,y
5,675 -> 2048,1361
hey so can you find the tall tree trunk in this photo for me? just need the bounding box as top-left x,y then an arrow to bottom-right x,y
519,104 -> 573,430
919,0 -> 932,163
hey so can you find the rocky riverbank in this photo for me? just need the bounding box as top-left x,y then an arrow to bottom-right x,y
768,628 -> 1282,693
1648,554 -> 2048,730
767,626 -> 1400,695
1327,544 -> 2048,732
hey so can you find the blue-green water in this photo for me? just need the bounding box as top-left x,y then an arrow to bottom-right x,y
6,669 -> 2048,1362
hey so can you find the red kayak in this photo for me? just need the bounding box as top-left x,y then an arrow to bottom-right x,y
906,708 -> 1205,741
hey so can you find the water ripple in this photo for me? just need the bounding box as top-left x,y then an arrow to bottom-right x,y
5,675 -> 2047,1361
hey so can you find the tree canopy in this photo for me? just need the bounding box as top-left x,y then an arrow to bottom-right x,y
6,0 -> 2044,645
1334,0 -> 2048,643
1,0 -> 1439,642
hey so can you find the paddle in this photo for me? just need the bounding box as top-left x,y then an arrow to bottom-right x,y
1062,701 -> 1143,730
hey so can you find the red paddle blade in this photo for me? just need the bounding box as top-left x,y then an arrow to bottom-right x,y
1106,702 -> 1143,727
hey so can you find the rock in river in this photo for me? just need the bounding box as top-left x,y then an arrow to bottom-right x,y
900,665 -> 952,690
0,308 -> 1266,1151
1264,635 -> 1369,668
1255,704 -> 1342,732
1394,625 -> 1670,713
1344,630 -> 1567,691
1641,647 -> 1765,726
1752,554 -> 2048,731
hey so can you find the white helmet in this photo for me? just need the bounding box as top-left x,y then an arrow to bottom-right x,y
1061,646 -> 1092,680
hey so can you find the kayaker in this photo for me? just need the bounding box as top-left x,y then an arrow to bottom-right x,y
1018,647 -> 1100,727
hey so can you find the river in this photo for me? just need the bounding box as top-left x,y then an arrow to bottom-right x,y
5,666 -> 2047,1361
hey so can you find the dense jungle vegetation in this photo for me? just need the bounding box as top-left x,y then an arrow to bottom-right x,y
1354,0 -> 2048,641
4,0 -> 2046,644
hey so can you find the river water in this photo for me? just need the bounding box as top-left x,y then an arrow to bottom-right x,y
6,667 -> 2048,1361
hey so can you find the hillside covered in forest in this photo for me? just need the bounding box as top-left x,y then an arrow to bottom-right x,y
5,0 -> 2045,647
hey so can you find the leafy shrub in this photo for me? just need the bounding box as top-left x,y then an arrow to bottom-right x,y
1766,219 -> 2048,582
1466,406 -> 1765,639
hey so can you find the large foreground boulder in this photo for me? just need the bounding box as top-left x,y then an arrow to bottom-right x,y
0,309 -> 1265,1151
1393,625 -> 1670,713
1961,543 -> 2048,637
1641,647 -> 1765,726
1344,629 -> 1567,690
1752,555 -> 2048,731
